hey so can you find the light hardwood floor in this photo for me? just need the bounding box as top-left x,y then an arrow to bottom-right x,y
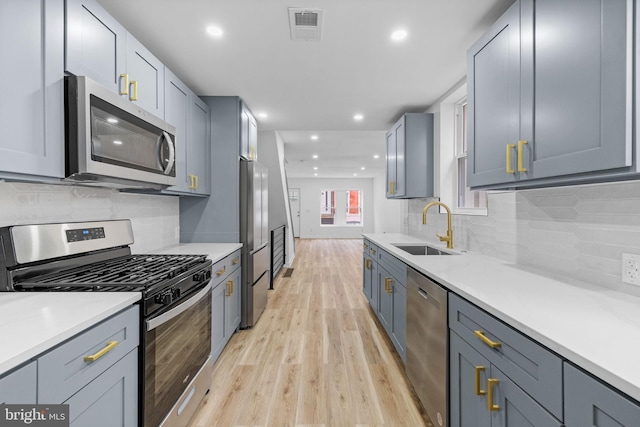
189,238 -> 433,427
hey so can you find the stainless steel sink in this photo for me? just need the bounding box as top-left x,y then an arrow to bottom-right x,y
392,244 -> 457,256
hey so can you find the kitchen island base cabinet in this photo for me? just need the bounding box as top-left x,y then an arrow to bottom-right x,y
0,361 -> 36,404
450,332 -> 562,427
211,250 -> 242,363
564,363 -> 640,427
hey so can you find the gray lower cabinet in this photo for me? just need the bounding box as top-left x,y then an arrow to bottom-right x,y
564,363 -> 640,427
66,0 -> 164,116
211,250 -> 242,363
0,361 -> 37,404
164,70 -> 211,196
362,240 -> 378,311
385,113 -> 434,199
0,0 -> 64,180
468,0 -> 634,189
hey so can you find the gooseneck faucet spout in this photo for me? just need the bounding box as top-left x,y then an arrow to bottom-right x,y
422,201 -> 454,249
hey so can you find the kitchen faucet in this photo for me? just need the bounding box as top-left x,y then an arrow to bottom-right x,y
422,201 -> 454,249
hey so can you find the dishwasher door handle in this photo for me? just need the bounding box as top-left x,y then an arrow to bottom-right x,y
418,288 -> 429,299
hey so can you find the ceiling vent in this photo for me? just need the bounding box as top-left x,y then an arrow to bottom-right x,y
288,8 -> 324,41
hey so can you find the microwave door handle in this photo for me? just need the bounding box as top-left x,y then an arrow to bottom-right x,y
160,131 -> 176,175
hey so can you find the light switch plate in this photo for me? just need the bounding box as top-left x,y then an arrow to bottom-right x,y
622,253 -> 640,286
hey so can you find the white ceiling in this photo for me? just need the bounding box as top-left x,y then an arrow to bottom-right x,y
97,0 -> 514,178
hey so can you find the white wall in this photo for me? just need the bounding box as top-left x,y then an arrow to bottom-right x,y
287,177 -> 374,238
372,172 -> 407,233
0,182 -> 179,253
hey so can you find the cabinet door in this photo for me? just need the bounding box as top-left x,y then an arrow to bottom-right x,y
528,0 -> 632,180
564,363 -> 640,427
377,265 -> 394,335
225,267 -> 242,338
125,34 -> 164,117
385,130 -> 396,197
248,112 -> 258,160
490,365 -> 562,427
390,280 -> 406,361
450,332 -> 491,427
240,106 -> 250,160
211,280 -> 226,362
467,1 -> 522,188
164,69 -> 190,193
363,255 -> 372,301
188,95 -> 211,195
0,362 -> 36,404
65,0 -> 126,93
394,119 -> 406,197
64,349 -> 137,427
0,0 -> 64,179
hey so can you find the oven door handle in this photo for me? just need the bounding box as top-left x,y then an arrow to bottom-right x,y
146,282 -> 212,331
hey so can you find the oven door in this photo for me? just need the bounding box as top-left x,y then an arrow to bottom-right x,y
144,283 -> 212,427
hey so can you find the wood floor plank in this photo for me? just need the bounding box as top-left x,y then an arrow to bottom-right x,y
187,238 -> 430,427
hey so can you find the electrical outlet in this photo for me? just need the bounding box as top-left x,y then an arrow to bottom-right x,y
622,253 -> 640,286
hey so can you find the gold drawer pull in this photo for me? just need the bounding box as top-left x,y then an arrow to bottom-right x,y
84,340 -> 119,362
365,259 -> 372,270
474,330 -> 502,349
369,248 -> 376,255
232,258 -> 240,265
506,143 -> 515,174
475,366 -> 486,396
216,268 -> 226,276
389,181 -> 396,195
487,378 -> 500,411
517,140 -> 528,172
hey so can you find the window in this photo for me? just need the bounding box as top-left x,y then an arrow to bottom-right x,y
320,189 -> 363,226
454,98 -> 487,211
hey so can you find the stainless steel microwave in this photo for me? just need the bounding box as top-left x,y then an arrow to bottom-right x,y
65,76 -> 177,189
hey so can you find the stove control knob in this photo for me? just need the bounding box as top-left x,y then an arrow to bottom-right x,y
155,292 -> 172,306
193,272 -> 203,282
172,287 -> 181,299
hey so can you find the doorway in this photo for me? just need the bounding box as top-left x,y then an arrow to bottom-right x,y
288,188 -> 300,238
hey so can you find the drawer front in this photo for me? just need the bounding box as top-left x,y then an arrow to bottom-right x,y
212,250 -> 242,283
38,305 -> 139,403
0,361 -> 36,404
377,248 -> 406,285
364,240 -> 378,258
449,294 -> 563,419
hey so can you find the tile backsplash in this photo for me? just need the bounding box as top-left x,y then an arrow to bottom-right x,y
407,180 -> 640,297
0,182 -> 179,253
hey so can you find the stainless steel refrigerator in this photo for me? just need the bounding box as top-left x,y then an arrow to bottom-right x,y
240,159 -> 269,328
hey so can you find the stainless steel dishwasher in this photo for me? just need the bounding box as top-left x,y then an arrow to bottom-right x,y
406,266 -> 448,427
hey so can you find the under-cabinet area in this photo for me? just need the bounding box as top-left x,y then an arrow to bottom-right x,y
363,234 -> 640,427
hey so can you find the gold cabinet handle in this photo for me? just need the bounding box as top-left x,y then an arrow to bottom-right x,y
216,267 -> 226,276
389,181 -> 396,195
365,259 -> 372,270
119,73 -> 129,96
517,140 -> 528,172
188,174 -> 195,189
249,145 -> 255,160
369,248 -> 376,255
232,257 -> 240,265
487,378 -> 500,411
384,277 -> 393,293
226,280 -> 233,296
506,144 -> 516,174
84,340 -> 119,362
474,366 -> 486,395
194,175 -> 199,190
474,330 -> 502,349
130,80 -> 138,101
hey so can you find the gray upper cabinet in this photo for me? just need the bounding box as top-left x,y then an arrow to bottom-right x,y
66,0 -> 165,117
164,70 -> 210,196
385,113 -> 434,199
0,0 -> 64,180
468,0 -> 634,189
240,103 -> 258,160
564,363 -> 640,427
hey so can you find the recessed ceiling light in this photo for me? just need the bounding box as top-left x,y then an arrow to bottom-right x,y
311,135 -> 319,140
361,167 -> 366,170
391,29 -> 408,41
314,173 -> 318,176
312,154 -> 318,159
313,166 -> 318,170
353,173 -> 358,176
107,118 -> 118,124
206,26 -> 224,38
373,154 -> 380,159
113,140 -> 123,145
354,114 -> 364,121
257,112 -> 268,119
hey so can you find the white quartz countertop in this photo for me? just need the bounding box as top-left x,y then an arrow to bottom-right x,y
148,242 -> 242,263
0,292 -> 140,376
363,233 -> 640,403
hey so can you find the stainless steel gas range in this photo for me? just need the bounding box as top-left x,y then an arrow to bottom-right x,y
0,220 -> 213,427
